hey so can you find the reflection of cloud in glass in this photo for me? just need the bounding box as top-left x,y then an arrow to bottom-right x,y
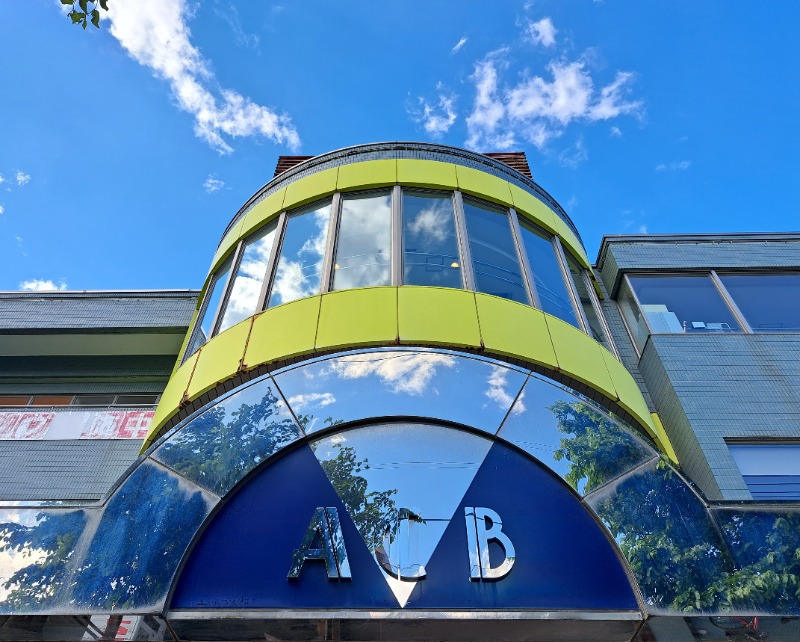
333,194 -> 391,290
220,230 -> 275,329
486,366 -> 526,414
407,201 -> 450,243
328,352 -> 456,395
287,392 -> 336,410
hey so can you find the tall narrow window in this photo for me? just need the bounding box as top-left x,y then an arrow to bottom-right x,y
332,192 -> 392,290
518,222 -> 578,326
462,199 -> 528,304
186,257 -> 232,357
402,191 -> 462,288
565,255 -> 614,351
268,201 -> 332,308
217,221 -> 277,333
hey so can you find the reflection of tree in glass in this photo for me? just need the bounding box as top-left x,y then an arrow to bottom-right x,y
319,444 -> 398,551
550,400 -> 651,494
0,510 -> 86,612
72,463 -> 207,611
156,387 -> 301,496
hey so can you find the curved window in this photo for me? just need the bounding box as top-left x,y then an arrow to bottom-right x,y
333,192 -> 392,290
185,187 -> 612,361
462,198 -> 528,304
402,191 -> 462,289
268,201 -> 332,308
218,221 -> 277,333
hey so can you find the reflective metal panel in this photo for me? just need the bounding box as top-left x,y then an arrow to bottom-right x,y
462,199 -> 529,304
70,461 -> 213,611
154,376 -> 302,497
586,460 -> 730,614
0,508 -> 87,613
217,221 -> 277,332
311,423 -> 492,606
498,375 -> 655,495
402,192 -> 462,289
333,192 -> 392,290
268,201 -> 332,308
273,350 -> 527,436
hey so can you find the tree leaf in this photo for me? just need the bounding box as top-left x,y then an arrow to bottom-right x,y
99,0 -> 109,10
91,9 -> 100,28
60,0 -> 74,5
78,0 -> 88,11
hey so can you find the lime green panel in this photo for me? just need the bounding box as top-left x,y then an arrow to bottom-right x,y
552,216 -> 590,268
509,184 -> 559,235
651,413 -> 679,465
237,188 -> 286,243
599,348 -> 662,441
142,351 -> 198,451
398,287 -> 481,347
475,293 -> 557,367
186,318 -> 252,401
455,166 -> 514,207
245,295 -> 321,367
544,314 -> 616,400
283,167 -> 339,211
337,160 -> 397,191
396,160 -> 458,190
316,288 -> 398,350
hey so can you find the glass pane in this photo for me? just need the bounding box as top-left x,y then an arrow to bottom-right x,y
402,192 -> 462,288
462,199 -> 529,304
628,274 -> 740,334
268,201 -> 332,308
618,279 -> 649,352
273,350 -> 527,436
30,395 -> 74,406
519,222 -> 577,325
586,460 -> 731,614
218,222 -> 277,333
566,256 -> 614,350
332,192 -> 392,290
720,273 -> 800,332
154,376 -> 303,496
114,394 -> 159,406
71,395 -> 116,407
186,257 -> 232,357
498,375 -> 655,495
729,444 -> 800,500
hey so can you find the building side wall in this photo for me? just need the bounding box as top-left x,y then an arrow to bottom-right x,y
642,334 -> 800,500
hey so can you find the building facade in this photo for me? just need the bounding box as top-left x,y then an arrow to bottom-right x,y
0,143 -> 798,642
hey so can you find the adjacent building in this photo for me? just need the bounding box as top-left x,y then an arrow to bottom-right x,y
0,143 -> 798,642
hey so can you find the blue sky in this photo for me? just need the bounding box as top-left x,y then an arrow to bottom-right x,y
1,1 -> 798,291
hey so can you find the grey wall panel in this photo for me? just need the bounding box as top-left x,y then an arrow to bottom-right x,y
641,334 -> 800,501
0,440 -> 141,501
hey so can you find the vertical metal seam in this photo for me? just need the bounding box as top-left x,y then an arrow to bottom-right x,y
391,185 -> 403,286
710,270 -> 753,333
553,236 -> 590,334
453,191 -> 476,291
257,211 -> 288,312
320,193 -> 342,294
509,208 -> 539,308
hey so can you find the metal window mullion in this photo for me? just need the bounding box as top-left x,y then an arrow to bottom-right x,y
552,236 -> 590,334
581,269 -> 621,359
453,191 -> 476,291
710,270 -> 753,333
256,211 -> 288,312
210,241 -> 245,336
623,273 -> 658,335
320,193 -> 343,293
509,208 -> 541,308
391,186 -> 402,286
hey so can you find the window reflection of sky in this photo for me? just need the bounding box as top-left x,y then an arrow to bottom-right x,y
333,193 -> 391,290
403,193 -> 462,289
312,423 -> 492,606
273,351 -> 527,435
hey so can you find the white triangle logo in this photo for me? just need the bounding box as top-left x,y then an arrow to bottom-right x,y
312,423 -> 491,607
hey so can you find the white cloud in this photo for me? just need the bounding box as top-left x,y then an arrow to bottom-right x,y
558,137 -> 588,168
410,84 -> 458,138
0,174 -> 5,185
452,37 -> 468,54
485,366 -> 525,413
19,279 -> 68,291
0,204 -> 4,215
329,352 -> 457,396
107,0 -> 299,154
214,3 -> 259,49
526,17 -> 557,47
203,175 -> 225,193
287,392 -> 336,410
466,52 -> 641,150
14,171 -> 30,186
656,160 -> 691,172
610,125 -> 622,137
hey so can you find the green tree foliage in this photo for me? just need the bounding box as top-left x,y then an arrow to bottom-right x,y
320,444 -> 398,551
62,0 -> 108,30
